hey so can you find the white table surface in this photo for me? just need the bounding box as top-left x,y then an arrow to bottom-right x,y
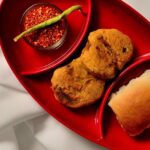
0,0 -> 150,150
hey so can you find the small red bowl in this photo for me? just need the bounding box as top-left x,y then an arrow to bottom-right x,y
98,53 -> 150,138
21,2 -> 67,51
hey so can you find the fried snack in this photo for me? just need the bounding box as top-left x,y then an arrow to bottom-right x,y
108,70 -> 150,136
81,37 -> 117,79
51,58 -> 105,108
97,29 -> 134,70
81,29 -> 133,79
51,29 -> 134,108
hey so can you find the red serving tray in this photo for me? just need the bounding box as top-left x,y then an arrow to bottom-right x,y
0,0 -> 150,149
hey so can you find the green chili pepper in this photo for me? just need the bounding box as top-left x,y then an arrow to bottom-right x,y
13,5 -> 81,42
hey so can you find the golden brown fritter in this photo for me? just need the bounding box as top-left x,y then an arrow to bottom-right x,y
81,37 -> 117,79
81,29 -> 133,79
97,29 -> 134,70
51,58 -> 105,108
51,29 -> 133,108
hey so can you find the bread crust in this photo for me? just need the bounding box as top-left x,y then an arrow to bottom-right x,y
108,70 -> 150,136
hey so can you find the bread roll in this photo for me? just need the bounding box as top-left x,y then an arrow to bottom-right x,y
108,70 -> 150,136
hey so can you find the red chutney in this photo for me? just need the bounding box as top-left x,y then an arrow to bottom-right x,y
22,3 -> 66,49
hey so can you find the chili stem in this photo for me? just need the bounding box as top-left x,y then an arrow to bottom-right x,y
13,5 -> 81,42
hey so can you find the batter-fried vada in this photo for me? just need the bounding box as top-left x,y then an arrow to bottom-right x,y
81,38 -> 117,79
81,29 -> 133,79
51,58 -> 105,108
97,29 -> 134,70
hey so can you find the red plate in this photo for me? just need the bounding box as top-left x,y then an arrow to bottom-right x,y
0,0 -> 150,149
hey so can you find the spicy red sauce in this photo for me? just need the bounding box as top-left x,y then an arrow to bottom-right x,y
22,3 -> 66,49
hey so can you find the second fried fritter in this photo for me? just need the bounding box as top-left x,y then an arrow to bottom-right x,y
51,58 -> 105,108
81,29 -> 133,79
96,29 -> 134,70
81,38 -> 117,79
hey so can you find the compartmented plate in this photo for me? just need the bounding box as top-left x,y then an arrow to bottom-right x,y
0,0 -> 150,149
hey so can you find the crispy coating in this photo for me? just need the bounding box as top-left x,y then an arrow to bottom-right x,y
51,58 -> 105,108
81,29 -> 133,79
97,29 -> 134,70
81,36 -> 117,79
51,29 -> 133,108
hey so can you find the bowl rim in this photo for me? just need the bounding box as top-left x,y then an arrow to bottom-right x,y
20,2 -> 68,51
